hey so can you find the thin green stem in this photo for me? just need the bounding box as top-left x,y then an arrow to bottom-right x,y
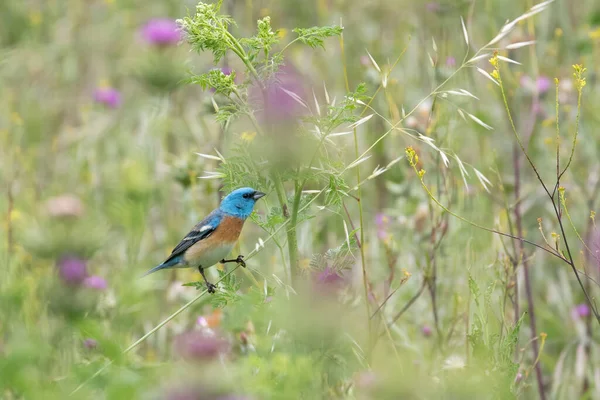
339,29 -> 372,358
558,83 -> 582,181
287,181 -> 303,281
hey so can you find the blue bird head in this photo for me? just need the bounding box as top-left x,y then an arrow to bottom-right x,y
219,187 -> 265,219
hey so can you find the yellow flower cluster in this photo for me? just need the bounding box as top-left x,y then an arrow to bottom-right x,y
489,52 -> 500,81
572,64 -> 586,92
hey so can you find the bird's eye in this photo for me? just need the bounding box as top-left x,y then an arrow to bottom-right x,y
243,193 -> 251,199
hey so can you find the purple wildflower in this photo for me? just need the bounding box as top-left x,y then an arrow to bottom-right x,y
250,64 -> 307,126
317,267 -> 344,285
141,18 -> 182,46
520,75 -> 552,95
375,213 -> 390,241
312,267 -> 347,296
572,303 -> 590,319
165,387 -> 250,400
83,275 -> 107,291
360,55 -> 370,67
422,325 -> 432,337
536,76 -> 551,94
174,331 -> 229,361
354,371 -> 377,389
57,256 -> 88,286
83,338 -> 98,349
426,2 -> 441,12
514,372 -> 523,384
93,87 -> 122,108
45,194 -> 84,218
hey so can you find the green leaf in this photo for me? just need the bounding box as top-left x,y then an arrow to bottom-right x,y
292,25 -> 343,49
178,1 -> 237,63
241,16 -> 280,56
188,69 -> 237,96
468,275 -> 481,307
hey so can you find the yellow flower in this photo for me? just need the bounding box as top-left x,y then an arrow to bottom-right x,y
572,64 -> 587,91
488,53 -> 499,68
589,27 -> 600,40
490,70 -> 500,81
241,131 -> 257,142
299,258 -> 311,271
541,118 -> 554,128
555,28 -> 563,38
10,208 -> 22,222
29,11 -> 42,26
277,28 -> 288,39
98,79 -> 111,89
11,112 -> 23,126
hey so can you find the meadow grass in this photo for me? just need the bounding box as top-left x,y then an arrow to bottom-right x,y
1,0 -> 600,399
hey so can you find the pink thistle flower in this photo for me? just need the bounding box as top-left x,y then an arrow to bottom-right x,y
93,87 -> 122,108
422,325 -> 432,337
57,256 -> 88,286
572,303 -> 590,319
174,331 -> 229,361
141,18 -> 182,46
83,275 -> 107,291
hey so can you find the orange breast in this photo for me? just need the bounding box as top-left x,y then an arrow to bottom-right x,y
213,215 -> 246,242
184,215 -> 245,264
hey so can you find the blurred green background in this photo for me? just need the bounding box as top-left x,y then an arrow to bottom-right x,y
2,0 -> 600,398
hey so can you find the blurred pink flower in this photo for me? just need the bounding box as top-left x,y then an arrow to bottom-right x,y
165,387 -> 251,400
57,256 -> 88,286
93,87 -> 122,108
514,372 -> 523,384
354,370 -> 377,389
316,267 -> 344,286
83,338 -> 98,349
375,213 -> 391,241
426,2 -> 441,12
422,325 -> 432,337
83,275 -> 107,290
141,18 -> 182,46
360,55 -> 370,67
312,267 -> 347,296
250,64 -> 307,126
572,303 -> 590,319
445,56 -> 456,67
45,194 -> 84,218
174,331 -> 229,361
536,76 -> 551,93
520,75 -> 552,95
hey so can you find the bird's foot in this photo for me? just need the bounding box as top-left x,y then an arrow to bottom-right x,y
236,255 -> 246,268
198,266 -> 217,294
220,255 -> 246,268
206,282 -> 217,294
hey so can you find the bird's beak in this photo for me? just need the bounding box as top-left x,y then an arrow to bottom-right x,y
253,191 -> 266,200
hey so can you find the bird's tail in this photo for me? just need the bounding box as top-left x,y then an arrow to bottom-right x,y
141,255 -> 182,278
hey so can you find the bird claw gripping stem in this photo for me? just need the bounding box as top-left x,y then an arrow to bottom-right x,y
220,255 -> 246,268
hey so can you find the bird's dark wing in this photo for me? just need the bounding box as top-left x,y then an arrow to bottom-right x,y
163,210 -> 223,264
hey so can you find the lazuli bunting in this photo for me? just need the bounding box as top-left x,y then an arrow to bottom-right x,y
144,187 -> 265,293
